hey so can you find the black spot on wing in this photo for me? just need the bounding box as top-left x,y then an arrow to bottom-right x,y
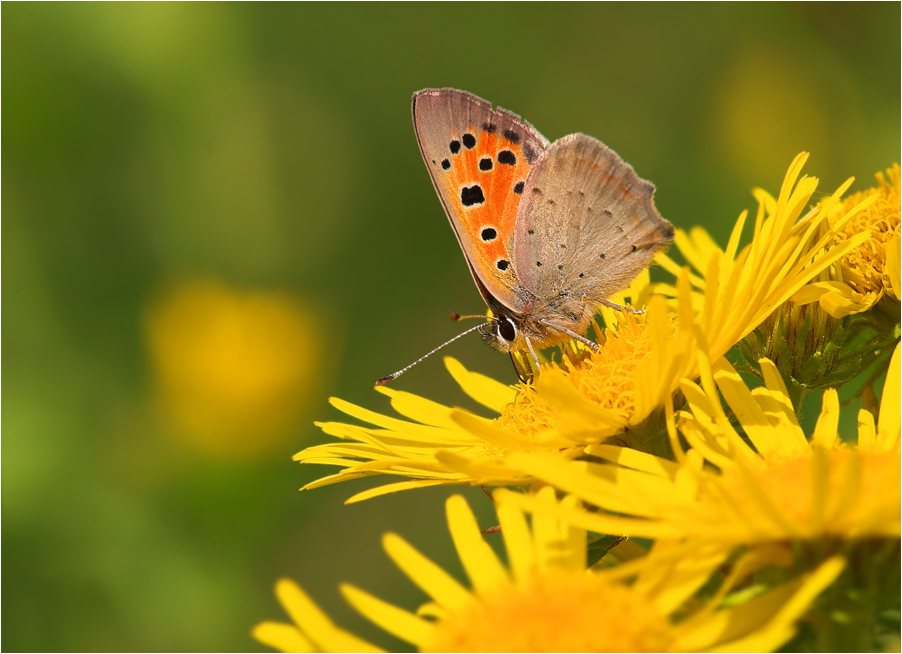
441,159 -> 451,170
483,122 -> 497,133
462,133 -> 477,149
496,259 -> 510,271
513,181 -> 525,194
450,140 -> 461,154
497,150 -> 516,166
502,129 -> 521,144
481,227 -> 497,242
461,185 -> 485,207
479,157 -> 493,171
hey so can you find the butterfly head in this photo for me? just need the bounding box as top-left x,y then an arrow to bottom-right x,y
478,314 -> 519,353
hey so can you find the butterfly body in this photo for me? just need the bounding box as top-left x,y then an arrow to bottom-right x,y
393,89 -> 673,381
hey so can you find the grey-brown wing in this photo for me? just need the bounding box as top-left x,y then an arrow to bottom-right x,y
511,134 -> 673,304
412,88 -> 549,314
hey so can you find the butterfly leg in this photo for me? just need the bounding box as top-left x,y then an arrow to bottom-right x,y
524,335 -> 542,374
600,298 -> 644,315
539,319 -> 600,352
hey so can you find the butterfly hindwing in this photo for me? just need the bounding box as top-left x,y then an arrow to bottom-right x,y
412,89 -> 550,313
512,134 -> 673,305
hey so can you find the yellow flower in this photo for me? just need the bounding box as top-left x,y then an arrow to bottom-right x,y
145,279 -> 326,458
254,491 -> 845,653
793,164 -> 901,317
300,154 -> 871,499
497,342 -> 900,549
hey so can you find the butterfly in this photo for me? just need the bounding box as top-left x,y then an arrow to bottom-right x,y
376,88 -> 674,385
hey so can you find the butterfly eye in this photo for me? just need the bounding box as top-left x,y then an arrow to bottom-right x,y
497,316 -> 516,342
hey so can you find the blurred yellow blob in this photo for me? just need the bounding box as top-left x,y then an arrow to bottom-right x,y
710,46 -> 831,182
145,280 -> 327,458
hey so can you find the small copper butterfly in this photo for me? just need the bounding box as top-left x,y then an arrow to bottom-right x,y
377,88 -> 674,385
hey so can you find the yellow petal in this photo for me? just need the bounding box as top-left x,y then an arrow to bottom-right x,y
878,343 -> 901,441
433,449 -> 531,484
689,225 -> 724,259
675,228 -> 709,274
496,500 -> 536,581
754,359 -> 807,451
643,544 -> 728,617
724,209 -> 749,263
885,234 -> 901,300
275,579 -> 381,653
792,281 -> 872,318
582,443 -> 680,478
857,409 -> 877,451
712,362 -> 782,458
506,454 -> 669,518
444,357 -> 516,413
656,250 -> 706,289
496,487 -> 684,540
375,387 -> 459,429
328,398 -> 450,440
676,555 -> 843,652
339,584 -> 432,647
382,533 -> 474,611
811,389 -> 840,449
530,487 -> 586,573
346,479 -> 455,503
445,495 -> 511,592
730,462 -> 802,538
451,408 -> 572,449
416,602 -> 447,620
713,557 -> 845,653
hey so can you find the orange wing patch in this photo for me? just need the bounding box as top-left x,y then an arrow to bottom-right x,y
438,125 -> 534,291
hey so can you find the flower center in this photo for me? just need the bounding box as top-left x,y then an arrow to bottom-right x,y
498,316 -> 650,437
422,572 -> 675,653
831,164 -> 900,298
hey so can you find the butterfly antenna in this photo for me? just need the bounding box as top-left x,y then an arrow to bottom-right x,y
450,313 -> 490,321
375,321 -> 490,386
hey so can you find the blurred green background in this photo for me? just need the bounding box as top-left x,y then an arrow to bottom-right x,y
3,3 -> 899,651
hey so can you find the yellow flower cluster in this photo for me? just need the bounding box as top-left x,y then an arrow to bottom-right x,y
794,164 -> 901,317
258,156 -> 900,652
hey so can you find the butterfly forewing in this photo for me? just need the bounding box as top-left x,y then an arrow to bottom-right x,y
412,89 -> 549,314
512,134 -> 673,304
